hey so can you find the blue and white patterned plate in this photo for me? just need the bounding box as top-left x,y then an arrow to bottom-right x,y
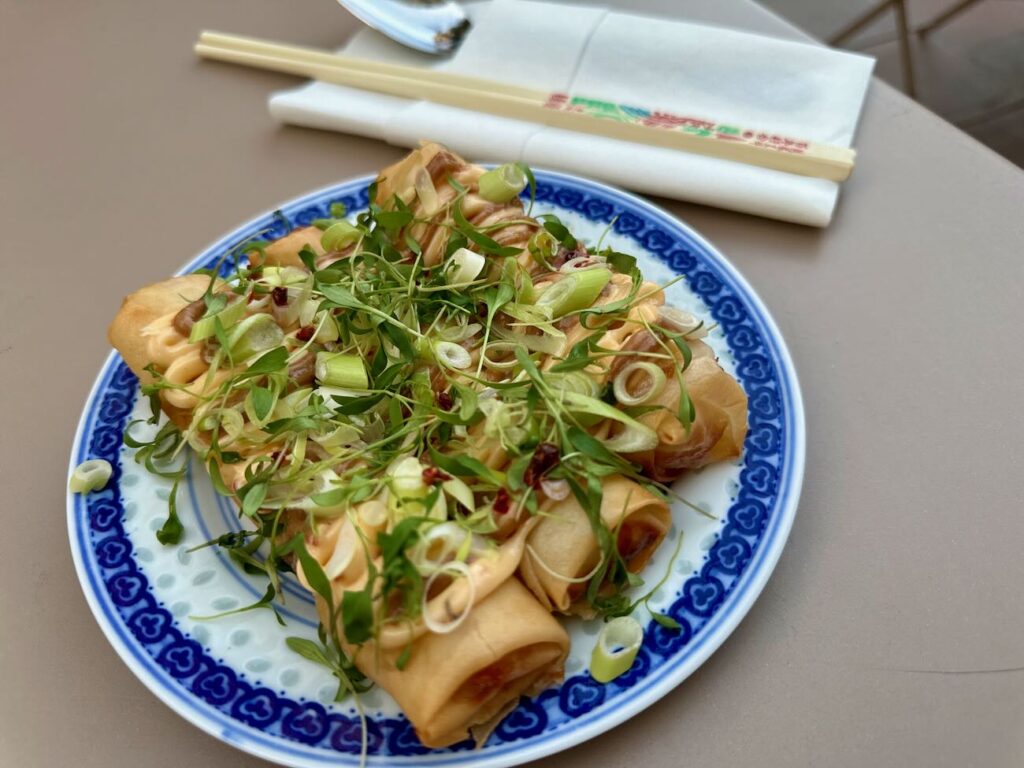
68,170 -> 804,767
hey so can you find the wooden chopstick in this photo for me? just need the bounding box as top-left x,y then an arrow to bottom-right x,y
197,32 -> 550,102
195,31 -> 856,181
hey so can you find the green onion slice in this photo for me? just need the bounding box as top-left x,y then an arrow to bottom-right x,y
323,520 -> 358,579
559,390 -> 659,451
548,372 -> 603,427
435,341 -> 472,370
501,257 -> 537,303
438,321 -> 482,343
658,306 -> 707,338
188,297 -> 247,343
601,423 -> 660,453
69,459 -> 113,494
590,616 -> 643,683
312,311 -> 340,343
534,268 -> 612,318
613,362 -> 667,406
410,521 -> 470,575
228,314 -> 285,360
528,229 -> 558,266
478,163 -> 527,203
315,352 -> 369,390
481,341 -> 521,371
321,220 -> 361,251
422,560 -> 476,634
414,166 -> 440,215
441,477 -> 476,512
445,247 -> 486,285
492,324 -> 564,355
262,266 -> 312,287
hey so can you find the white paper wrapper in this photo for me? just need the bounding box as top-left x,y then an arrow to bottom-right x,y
269,0 -> 874,226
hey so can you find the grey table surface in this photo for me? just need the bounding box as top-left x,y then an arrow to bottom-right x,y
2,0 -> 1023,766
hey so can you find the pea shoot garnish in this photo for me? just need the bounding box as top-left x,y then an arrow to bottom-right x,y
109,143 -> 748,754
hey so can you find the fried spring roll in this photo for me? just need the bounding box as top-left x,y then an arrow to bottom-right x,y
518,475 -> 670,614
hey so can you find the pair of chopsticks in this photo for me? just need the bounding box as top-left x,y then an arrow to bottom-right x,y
195,31 -> 856,181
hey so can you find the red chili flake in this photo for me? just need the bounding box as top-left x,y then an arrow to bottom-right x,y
492,488 -> 511,515
436,391 -> 454,411
296,326 -> 315,342
271,286 -> 288,306
421,466 -> 452,486
247,289 -> 258,303
248,266 -> 263,279
523,442 -> 560,488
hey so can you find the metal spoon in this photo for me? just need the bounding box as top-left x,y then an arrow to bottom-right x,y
336,0 -> 470,54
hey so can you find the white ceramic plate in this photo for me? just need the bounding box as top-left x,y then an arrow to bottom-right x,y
68,170 -> 804,767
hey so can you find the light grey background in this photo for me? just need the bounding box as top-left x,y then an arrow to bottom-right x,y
1,1 -> 1022,766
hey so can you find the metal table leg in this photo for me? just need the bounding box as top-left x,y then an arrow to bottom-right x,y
917,0 -> 987,36
828,0 -> 917,97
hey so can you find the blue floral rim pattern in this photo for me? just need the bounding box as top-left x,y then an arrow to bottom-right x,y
68,170 -> 804,768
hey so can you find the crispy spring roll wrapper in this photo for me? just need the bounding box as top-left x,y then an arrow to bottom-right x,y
375,142 -> 539,269
247,226 -> 325,269
314,578 -> 568,749
546,275 -> 665,377
618,339 -> 748,482
518,475 -> 670,614
108,275 -> 211,381
107,274 -> 225,428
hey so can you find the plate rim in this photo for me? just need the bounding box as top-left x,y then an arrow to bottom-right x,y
68,168 -> 805,768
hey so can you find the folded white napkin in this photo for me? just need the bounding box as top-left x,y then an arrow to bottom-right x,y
269,0 -> 874,226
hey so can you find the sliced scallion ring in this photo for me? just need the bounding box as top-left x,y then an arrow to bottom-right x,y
548,372 -> 604,427
590,616 -> 643,683
315,352 -> 369,390
69,459 -> 113,494
659,306 -> 707,338
441,477 -> 476,512
445,247 -> 486,286
478,163 -> 527,203
261,266 -> 311,287
422,560 -> 476,635
613,362 -> 667,406
435,341 -> 472,370
228,314 -> 285,360
492,324 -> 565,355
481,341 -> 521,371
438,321 -> 482,343
501,257 -> 537,303
414,166 -> 440,215
534,268 -> 612,318
390,456 -> 427,498
601,423 -> 660,453
188,297 -> 247,343
217,408 -> 245,444
410,521 -> 470,575
313,311 -> 340,343
539,477 -> 570,501
298,298 -> 319,327
323,521 -> 358,580
311,423 -> 361,449
321,220 -> 361,251
528,229 -> 558,264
